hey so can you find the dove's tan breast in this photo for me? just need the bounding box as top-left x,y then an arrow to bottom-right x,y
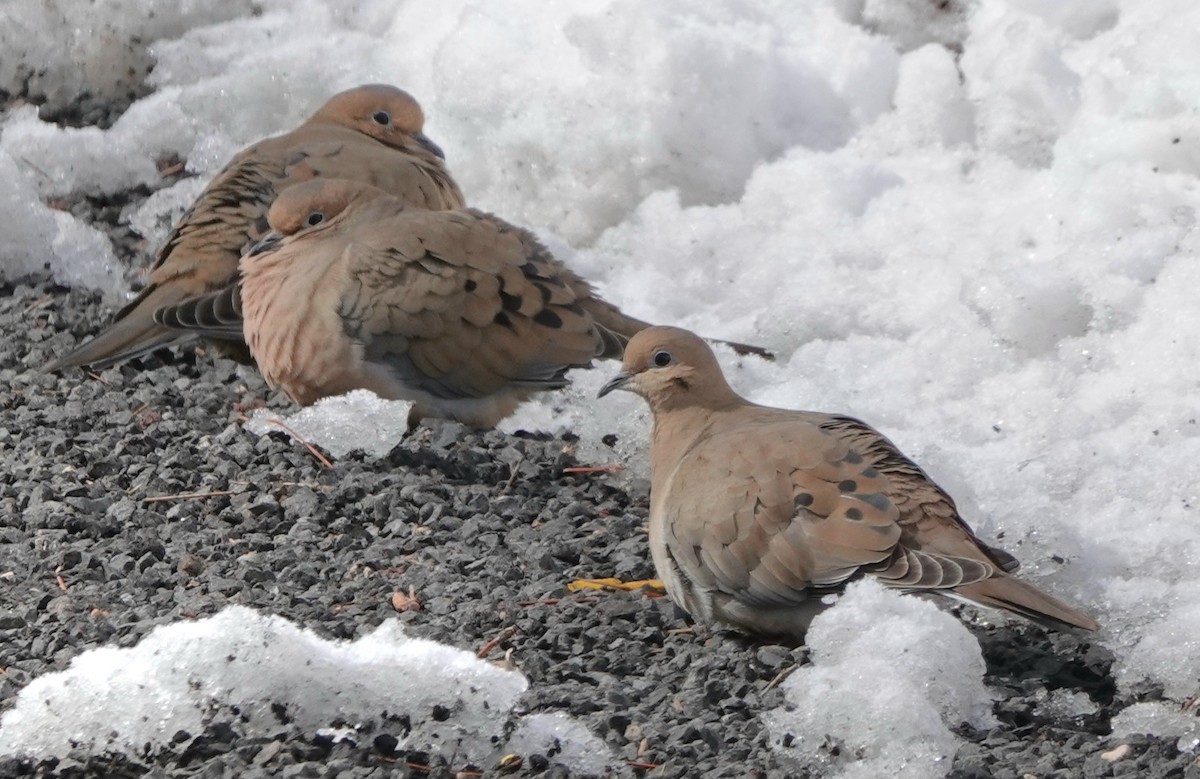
241,248 -> 362,406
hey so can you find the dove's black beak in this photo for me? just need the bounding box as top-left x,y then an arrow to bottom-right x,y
414,131 -> 446,160
597,370 -> 633,398
247,230 -> 284,257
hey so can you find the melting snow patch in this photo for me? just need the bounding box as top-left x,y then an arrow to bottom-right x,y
0,605 -> 598,766
766,580 -> 995,779
1110,702 -> 1200,753
508,712 -> 631,777
244,390 -> 413,458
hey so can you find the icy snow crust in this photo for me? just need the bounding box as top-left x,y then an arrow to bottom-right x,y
0,606 -> 531,760
767,580 -> 997,779
3,0 -> 1199,772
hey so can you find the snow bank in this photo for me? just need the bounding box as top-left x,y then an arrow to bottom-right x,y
766,580 -> 994,779
0,605 -> 620,772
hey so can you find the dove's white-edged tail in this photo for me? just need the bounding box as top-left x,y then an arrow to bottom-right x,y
952,574 -> 1098,631
45,283 -> 199,371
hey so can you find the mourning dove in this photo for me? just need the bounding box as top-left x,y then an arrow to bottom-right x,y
153,178 -> 629,428
598,326 -> 1099,638
153,180 -> 771,427
46,84 -> 465,372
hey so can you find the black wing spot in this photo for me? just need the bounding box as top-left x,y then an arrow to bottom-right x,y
464,279 -> 477,292
533,309 -> 563,329
493,312 -> 515,329
859,493 -> 892,512
845,508 -> 863,521
861,467 -> 879,478
794,493 -> 814,509
837,480 -> 857,493
499,291 -> 522,312
843,451 -> 864,464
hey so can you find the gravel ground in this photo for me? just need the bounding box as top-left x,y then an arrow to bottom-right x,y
1,92 -> 1197,779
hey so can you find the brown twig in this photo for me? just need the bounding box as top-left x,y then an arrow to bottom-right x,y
476,626 -> 518,658
263,417 -> 334,468
764,664 -> 796,691
143,490 -> 235,503
502,454 -> 526,493
561,464 -> 624,474
517,598 -> 560,607
517,597 -> 598,607
22,296 -> 53,315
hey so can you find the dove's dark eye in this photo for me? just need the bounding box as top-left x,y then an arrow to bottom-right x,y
305,211 -> 325,227
372,110 -> 391,126
652,350 -> 673,368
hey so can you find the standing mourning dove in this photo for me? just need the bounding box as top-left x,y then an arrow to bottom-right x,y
152,180 -> 771,427
46,84 -> 465,371
598,326 -> 1099,638
152,178 -> 628,428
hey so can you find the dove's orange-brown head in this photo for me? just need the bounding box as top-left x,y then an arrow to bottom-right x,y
599,326 -> 741,412
309,84 -> 446,159
263,178 -> 399,239
244,179 -> 409,263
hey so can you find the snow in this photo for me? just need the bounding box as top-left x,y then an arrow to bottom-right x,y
0,606 -> 616,765
507,712 -> 631,778
766,580 -> 995,779
4,0 -> 1200,771
1111,702 -> 1200,753
244,390 -> 415,459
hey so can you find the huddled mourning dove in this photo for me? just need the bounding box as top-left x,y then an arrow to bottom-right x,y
46,84 -> 465,372
152,178 -> 628,428
599,326 -> 1099,638
153,180 -> 771,427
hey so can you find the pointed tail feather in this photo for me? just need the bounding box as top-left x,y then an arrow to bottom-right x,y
952,573 -> 1099,632
576,298 -> 652,343
593,322 -> 628,361
43,281 -> 221,372
711,336 -> 776,361
579,299 -> 776,361
153,283 -> 245,341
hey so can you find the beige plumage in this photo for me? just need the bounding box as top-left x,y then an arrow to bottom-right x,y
598,326 -> 1099,638
46,84 -> 464,371
153,178 -> 631,428
154,180 -> 771,427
